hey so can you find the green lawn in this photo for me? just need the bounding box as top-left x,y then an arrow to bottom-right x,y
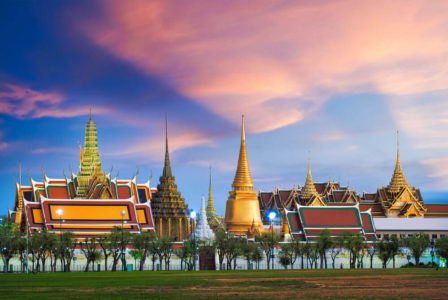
1,268 -> 447,299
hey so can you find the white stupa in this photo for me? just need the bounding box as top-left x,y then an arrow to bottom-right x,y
192,196 -> 215,240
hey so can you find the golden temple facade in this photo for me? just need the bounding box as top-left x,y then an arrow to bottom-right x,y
150,118 -> 190,241
224,115 -> 263,237
376,135 -> 426,217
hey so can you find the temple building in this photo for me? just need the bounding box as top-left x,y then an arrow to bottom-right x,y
150,118 -> 190,241
12,115 -> 155,237
205,167 -> 224,231
224,116 -> 264,237
265,136 -> 448,240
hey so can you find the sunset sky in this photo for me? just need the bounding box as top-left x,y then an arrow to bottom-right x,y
1,0 -> 448,215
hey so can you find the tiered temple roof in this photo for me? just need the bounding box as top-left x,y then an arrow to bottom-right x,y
150,117 -> 190,240
13,116 -> 155,237
285,204 -> 377,241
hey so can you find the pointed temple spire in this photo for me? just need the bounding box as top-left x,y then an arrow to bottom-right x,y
388,131 -> 409,193
206,166 -> 217,216
232,115 -> 254,191
192,196 -> 215,240
152,114 -> 189,240
163,113 -> 173,178
75,114 -> 105,198
301,158 -> 319,200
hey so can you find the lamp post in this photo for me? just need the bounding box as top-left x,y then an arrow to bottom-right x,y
189,210 -> 197,271
121,210 -> 126,272
268,211 -> 277,270
25,217 -> 28,274
56,209 -> 63,272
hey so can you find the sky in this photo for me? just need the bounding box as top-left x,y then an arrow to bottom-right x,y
1,0 -> 448,216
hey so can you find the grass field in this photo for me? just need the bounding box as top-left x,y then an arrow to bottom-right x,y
1,268 -> 447,299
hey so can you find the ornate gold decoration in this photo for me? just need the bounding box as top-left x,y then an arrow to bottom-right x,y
76,115 -> 105,198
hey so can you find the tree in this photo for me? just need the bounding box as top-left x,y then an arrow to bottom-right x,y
13,232 -> 27,272
291,239 -> 304,269
160,236 -> 175,271
307,243 -> 320,269
377,237 -> 393,268
175,240 -> 192,270
316,229 -> 332,269
404,233 -> 430,266
214,229 -> 229,270
279,253 -> 291,269
61,232 -> 76,272
329,236 -> 344,269
147,238 -> 159,271
367,245 -> 376,269
79,237 -> 102,272
255,231 -> 279,270
250,244 -> 263,270
389,235 -> 400,268
436,236 -> 448,268
108,227 -> 131,271
224,236 -> 242,270
133,231 -> 157,271
279,243 -> 297,269
342,233 -> 364,269
241,242 -> 255,270
98,234 -> 112,271
0,215 -> 15,272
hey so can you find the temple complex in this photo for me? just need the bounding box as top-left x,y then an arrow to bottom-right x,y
150,118 -> 190,241
12,116 -> 155,237
224,116 -> 264,237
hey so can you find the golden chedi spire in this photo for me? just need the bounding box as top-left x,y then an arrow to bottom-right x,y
388,131 -> 409,193
76,112 -> 105,198
301,159 -> 319,200
206,166 -> 217,217
224,115 -> 263,237
232,115 -> 254,191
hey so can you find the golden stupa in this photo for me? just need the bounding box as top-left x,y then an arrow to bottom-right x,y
224,115 -> 264,237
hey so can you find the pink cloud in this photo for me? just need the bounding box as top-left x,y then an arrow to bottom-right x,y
0,82 -> 110,119
421,157 -> 448,189
80,0 -> 448,133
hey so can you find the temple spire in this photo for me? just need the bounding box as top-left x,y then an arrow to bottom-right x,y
301,157 -> 319,200
232,115 -> 254,191
163,114 -> 173,178
388,131 -> 408,193
206,166 -> 216,216
76,115 -> 104,198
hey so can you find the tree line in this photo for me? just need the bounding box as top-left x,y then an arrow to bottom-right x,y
1,215 -> 448,272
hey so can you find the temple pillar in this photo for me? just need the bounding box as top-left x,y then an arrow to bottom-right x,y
159,218 -> 163,237
168,218 -> 171,237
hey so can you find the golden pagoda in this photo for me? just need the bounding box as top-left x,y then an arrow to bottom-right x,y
224,115 -> 263,237
150,117 -> 190,240
299,160 -> 325,206
75,112 -> 107,198
206,166 -> 224,230
377,133 -> 426,217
